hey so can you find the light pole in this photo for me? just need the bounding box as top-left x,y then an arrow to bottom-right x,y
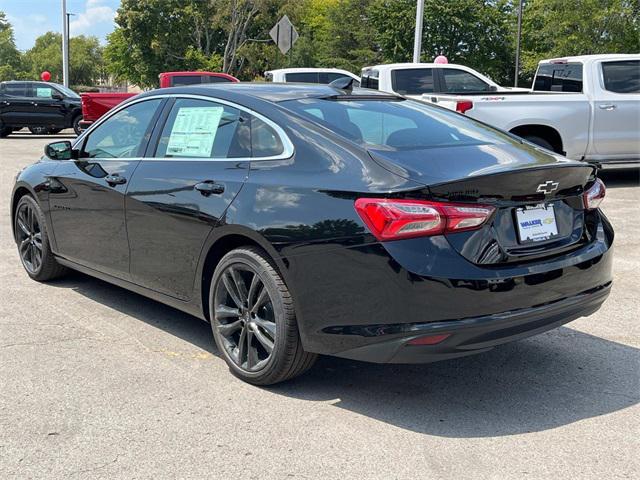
61,0 -> 69,87
514,0 -> 524,87
413,0 -> 424,63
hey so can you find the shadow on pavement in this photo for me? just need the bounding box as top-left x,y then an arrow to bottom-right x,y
4,132 -> 76,140
48,270 -> 639,438
600,167 -> 639,188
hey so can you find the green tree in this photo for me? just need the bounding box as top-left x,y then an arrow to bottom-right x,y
520,0 -> 640,83
0,11 -> 27,81
370,0 -> 515,84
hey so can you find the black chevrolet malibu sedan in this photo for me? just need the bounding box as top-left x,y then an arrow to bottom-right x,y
11,83 -> 613,384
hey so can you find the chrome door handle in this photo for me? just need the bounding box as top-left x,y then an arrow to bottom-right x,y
598,104 -> 616,110
105,174 -> 127,186
195,181 -> 225,196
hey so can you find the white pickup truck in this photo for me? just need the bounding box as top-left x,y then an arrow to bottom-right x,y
265,68 -> 360,86
362,55 -> 640,166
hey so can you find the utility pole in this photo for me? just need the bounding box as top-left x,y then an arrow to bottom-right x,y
62,0 -> 69,87
514,0 -> 523,87
413,0 -> 424,63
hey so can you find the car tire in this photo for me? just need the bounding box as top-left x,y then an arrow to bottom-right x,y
210,247 -> 317,385
0,126 -> 12,138
523,135 -> 555,152
14,195 -> 68,282
72,115 -> 82,136
29,126 -> 51,135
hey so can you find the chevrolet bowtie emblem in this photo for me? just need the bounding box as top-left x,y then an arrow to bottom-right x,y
536,180 -> 559,194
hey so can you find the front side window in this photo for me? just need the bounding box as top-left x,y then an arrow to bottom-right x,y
155,98 -> 250,158
391,69 -> 434,95
533,63 -> 583,92
442,69 -> 491,93
602,60 -> 640,94
32,85 -> 56,98
283,97 -> 514,150
82,99 -> 162,158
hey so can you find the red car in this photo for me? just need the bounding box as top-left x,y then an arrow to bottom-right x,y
79,71 -> 239,130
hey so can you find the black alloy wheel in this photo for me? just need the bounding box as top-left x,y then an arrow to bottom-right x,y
72,115 -> 82,136
14,195 -> 67,281
210,247 -> 316,385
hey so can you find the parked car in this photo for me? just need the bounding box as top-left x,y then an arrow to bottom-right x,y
365,55 -> 640,166
0,81 -> 82,137
79,71 -> 239,130
361,62 -> 526,96
265,67 -> 360,86
12,83 -> 612,385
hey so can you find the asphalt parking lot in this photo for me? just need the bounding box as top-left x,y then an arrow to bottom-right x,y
1,130 -> 638,479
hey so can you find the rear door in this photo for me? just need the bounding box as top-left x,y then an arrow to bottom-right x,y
591,59 -> 640,157
125,97 -> 253,300
0,82 -> 32,126
49,98 -> 165,278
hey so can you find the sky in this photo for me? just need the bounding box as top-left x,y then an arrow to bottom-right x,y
0,0 -> 120,51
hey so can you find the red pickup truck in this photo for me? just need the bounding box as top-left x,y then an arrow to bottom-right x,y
79,71 -> 238,130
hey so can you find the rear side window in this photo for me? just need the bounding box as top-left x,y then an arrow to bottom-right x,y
442,68 -> 491,93
285,72 -> 320,83
391,69 -> 434,95
169,75 -> 207,86
533,63 -> 583,92
1,83 -> 27,97
155,98 -> 250,158
251,116 -> 284,157
82,99 -> 163,158
602,60 -> 640,93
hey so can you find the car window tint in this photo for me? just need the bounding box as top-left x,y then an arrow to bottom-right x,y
391,69 -> 434,95
155,98 -> 250,158
284,97 -> 514,150
361,70 -> 379,89
285,72 -> 320,83
170,75 -> 206,86
442,69 -> 491,93
208,76 -> 233,83
602,60 -> 640,94
82,99 -> 162,158
533,63 -> 583,92
2,83 -> 27,97
251,116 -> 284,157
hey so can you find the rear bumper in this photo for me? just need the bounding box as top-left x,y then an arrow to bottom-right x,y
328,282 -> 611,363
285,211 -> 613,361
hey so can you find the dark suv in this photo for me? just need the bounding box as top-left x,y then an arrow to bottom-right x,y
0,81 -> 82,137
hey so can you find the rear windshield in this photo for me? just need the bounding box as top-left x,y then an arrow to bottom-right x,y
602,60 -> 640,93
533,63 -> 583,92
281,97 -> 513,150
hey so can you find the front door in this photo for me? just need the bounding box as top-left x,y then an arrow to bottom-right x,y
592,60 -> 640,158
126,97 -> 252,300
48,98 -> 164,278
28,83 -> 68,128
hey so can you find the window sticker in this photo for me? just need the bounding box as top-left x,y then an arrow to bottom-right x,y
166,106 -> 224,157
36,88 -> 52,98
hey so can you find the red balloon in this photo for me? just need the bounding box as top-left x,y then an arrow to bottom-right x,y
434,55 -> 448,64
41,71 -> 51,82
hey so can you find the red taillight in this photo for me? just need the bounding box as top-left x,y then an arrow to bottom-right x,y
456,100 -> 473,114
354,198 -> 495,241
407,334 -> 451,345
583,178 -> 606,210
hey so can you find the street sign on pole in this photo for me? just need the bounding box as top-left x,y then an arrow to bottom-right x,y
269,15 -> 298,55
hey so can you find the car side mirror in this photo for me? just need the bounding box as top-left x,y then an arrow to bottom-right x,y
52,92 -> 64,100
45,141 -> 77,160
